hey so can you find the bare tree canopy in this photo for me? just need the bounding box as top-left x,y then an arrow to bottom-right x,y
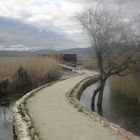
77,2 -> 140,114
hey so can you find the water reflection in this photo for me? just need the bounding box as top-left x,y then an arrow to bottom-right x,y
80,80 -> 140,136
0,103 -> 14,140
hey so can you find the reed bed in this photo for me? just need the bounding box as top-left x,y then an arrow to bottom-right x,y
0,56 -> 61,82
0,56 -> 61,97
110,73 -> 140,100
84,58 -> 98,70
83,55 -> 140,101
110,53 -> 140,101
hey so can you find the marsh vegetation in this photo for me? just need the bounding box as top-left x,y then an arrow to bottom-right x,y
0,56 -> 61,99
110,73 -> 140,102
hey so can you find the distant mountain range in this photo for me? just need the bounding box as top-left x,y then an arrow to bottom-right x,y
0,50 -> 33,56
0,47 -> 92,56
59,47 -> 92,54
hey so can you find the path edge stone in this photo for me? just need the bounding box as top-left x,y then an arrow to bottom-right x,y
13,82 -> 56,140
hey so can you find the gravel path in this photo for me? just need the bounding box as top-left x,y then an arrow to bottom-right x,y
26,70 -> 130,140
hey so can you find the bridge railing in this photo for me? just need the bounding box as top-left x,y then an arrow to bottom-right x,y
59,60 -> 83,70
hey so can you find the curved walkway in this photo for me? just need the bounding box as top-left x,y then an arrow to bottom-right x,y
26,70 -> 138,140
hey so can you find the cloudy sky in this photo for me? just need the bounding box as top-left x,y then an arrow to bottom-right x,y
0,0 -> 139,51
0,0 -> 90,51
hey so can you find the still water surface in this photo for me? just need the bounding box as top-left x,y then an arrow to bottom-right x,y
80,81 -> 140,136
0,103 -> 14,140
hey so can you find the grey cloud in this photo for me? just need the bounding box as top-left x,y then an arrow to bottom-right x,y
0,17 -> 82,50
62,0 -> 92,3
118,0 -> 140,14
87,0 -> 140,16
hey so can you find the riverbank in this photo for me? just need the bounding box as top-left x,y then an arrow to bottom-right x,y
80,80 -> 140,137
14,70 -> 139,140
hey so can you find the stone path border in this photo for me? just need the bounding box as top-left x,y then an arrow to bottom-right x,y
14,82 -> 55,140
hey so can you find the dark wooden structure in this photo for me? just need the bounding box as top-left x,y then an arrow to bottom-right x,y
62,54 -> 77,63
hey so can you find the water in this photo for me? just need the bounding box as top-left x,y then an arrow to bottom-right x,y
80,80 -> 140,136
0,103 -> 14,140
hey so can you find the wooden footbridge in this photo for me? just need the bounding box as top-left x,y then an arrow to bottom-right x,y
59,60 -> 83,70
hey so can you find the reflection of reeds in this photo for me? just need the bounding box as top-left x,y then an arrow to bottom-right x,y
110,73 -> 140,100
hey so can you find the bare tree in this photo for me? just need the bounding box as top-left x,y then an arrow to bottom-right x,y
77,3 -> 140,115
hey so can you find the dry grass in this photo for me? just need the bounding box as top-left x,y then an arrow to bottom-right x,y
110,73 -> 140,99
83,55 -> 140,100
84,58 -> 98,70
0,56 -> 61,98
110,53 -> 140,100
0,56 -> 61,82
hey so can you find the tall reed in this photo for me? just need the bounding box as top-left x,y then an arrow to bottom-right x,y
0,56 -> 61,83
110,73 -> 140,101
0,56 -> 61,98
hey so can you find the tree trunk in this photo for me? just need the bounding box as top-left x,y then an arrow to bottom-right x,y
97,79 -> 106,115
